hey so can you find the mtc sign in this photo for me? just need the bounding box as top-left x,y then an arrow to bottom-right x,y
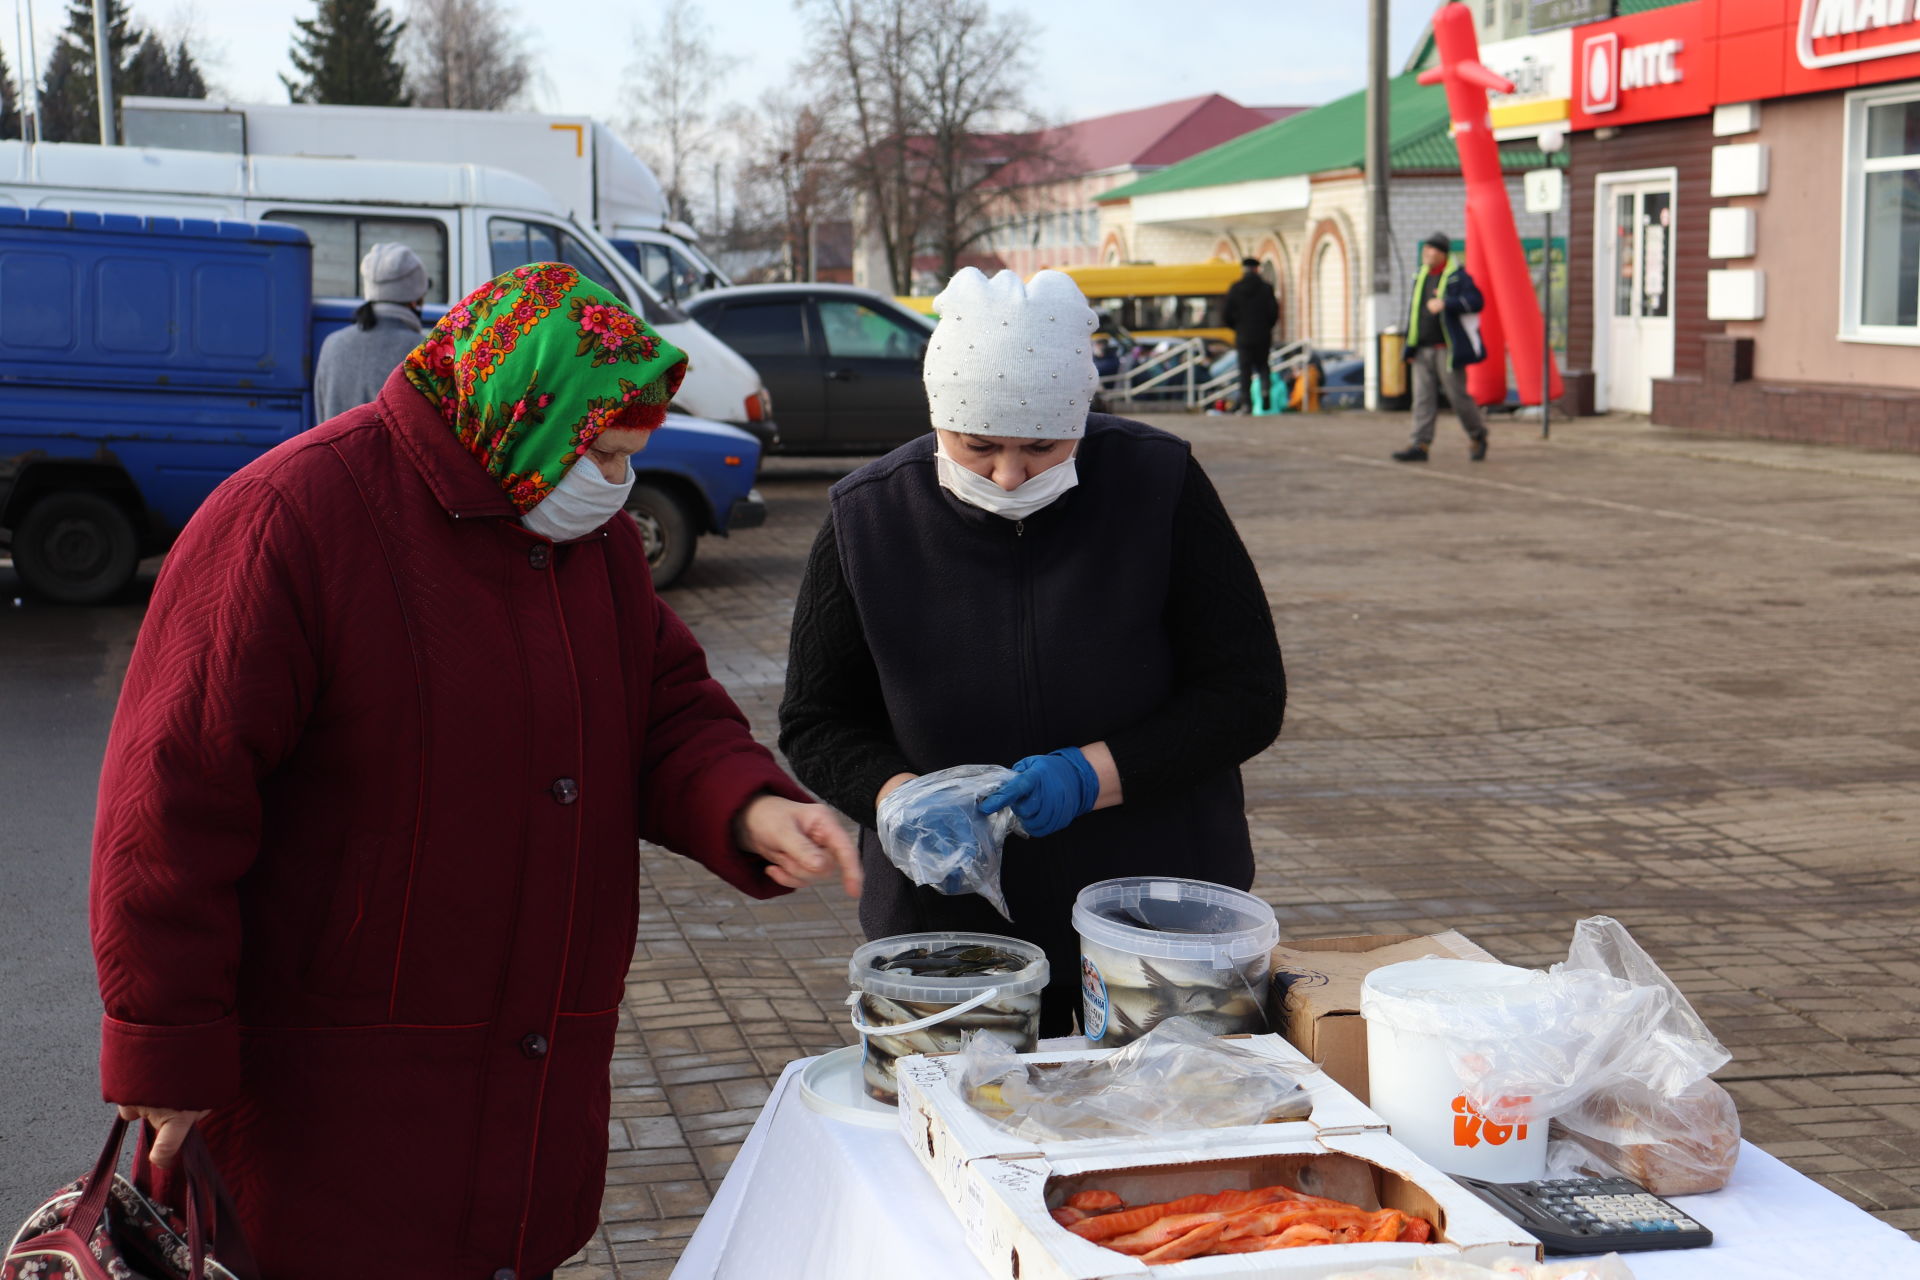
1799,0 -> 1920,68
1572,7 -> 1711,128
1582,33 -> 1684,113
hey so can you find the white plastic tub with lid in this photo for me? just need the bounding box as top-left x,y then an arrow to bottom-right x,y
1361,957 -> 1555,1181
1071,876 -> 1279,1047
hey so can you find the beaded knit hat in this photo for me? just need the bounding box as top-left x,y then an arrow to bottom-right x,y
922,267 -> 1099,439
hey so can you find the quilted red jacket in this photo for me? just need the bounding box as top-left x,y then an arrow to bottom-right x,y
90,367 -> 804,1279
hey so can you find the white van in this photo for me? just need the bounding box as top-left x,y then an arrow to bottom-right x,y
0,140 -> 776,444
120,97 -> 730,306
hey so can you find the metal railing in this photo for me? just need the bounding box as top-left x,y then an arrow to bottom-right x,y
1101,338 -> 1320,412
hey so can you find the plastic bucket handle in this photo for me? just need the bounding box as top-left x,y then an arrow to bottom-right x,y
847,986 -> 1002,1039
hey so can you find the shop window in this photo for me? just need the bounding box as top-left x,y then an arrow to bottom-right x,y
1843,88 -> 1920,343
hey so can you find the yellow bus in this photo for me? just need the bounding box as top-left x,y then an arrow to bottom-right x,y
1055,262 -> 1242,344
898,261 -> 1244,343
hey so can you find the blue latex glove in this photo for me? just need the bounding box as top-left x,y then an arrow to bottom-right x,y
979,748 -> 1100,839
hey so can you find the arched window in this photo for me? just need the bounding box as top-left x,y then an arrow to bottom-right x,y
1312,238 -> 1349,348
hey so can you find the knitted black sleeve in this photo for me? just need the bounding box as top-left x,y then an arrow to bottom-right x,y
1104,456 -> 1286,803
777,516 -> 916,828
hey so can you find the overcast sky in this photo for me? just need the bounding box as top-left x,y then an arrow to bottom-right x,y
11,1 -> 1439,129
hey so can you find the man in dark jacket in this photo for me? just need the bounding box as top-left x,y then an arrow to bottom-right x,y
1395,232 -> 1491,462
1223,257 -> 1280,414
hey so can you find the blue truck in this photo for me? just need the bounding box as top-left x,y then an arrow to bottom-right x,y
0,207 -> 762,604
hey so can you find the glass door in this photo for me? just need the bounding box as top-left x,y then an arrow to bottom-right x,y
1603,180 -> 1676,413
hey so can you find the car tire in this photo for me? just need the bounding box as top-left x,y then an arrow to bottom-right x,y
12,491 -> 141,605
626,482 -> 696,588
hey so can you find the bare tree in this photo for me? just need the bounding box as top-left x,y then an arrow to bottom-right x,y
624,0 -> 739,226
404,0 -> 531,111
803,0 -> 923,294
802,0 -> 1059,293
732,88 -> 850,281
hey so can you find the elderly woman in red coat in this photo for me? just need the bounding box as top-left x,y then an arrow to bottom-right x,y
88,263 -> 860,1280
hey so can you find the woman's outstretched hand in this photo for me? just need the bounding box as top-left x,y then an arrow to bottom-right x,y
735,795 -> 863,898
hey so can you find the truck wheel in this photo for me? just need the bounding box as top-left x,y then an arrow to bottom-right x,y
627,482 -> 696,589
12,491 -> 141,605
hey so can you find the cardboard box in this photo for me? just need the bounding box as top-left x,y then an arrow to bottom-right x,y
951,1131 -> 1540,1280
1267,932 -> 1500,1104
894,1035 -> 1387,1210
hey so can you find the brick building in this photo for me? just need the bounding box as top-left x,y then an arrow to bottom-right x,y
1556,0 -> 1920,451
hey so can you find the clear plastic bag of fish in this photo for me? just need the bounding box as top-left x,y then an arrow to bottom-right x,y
956,1015 -> 1313,1141
876,765 -> 1022,919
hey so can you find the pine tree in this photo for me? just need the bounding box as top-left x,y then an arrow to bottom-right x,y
1,45 -> 19,141
38,0 -> 136,142
284,0 -> 410,106
170,42 -> 208,99
126,34 -> 207,100
35,0 -> 208,143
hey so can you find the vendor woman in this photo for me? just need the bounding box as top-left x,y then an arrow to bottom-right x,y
779,267 -> 1285,1035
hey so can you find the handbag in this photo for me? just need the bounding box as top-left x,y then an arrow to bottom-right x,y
4,1117 -> 258,1280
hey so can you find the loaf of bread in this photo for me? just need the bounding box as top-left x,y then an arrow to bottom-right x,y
1558,1077 -> 1740,1196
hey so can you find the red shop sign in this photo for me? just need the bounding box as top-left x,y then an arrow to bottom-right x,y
1799,0 -> 1920,69
1571,4 -> 1713,129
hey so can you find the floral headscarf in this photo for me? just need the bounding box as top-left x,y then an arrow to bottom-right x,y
401,263 -> 688,512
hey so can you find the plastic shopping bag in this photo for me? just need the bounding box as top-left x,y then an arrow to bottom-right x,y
1367,915 -> 1740,1195
876,765 -> 1022,919
1546,918 -> 1740,1194
956,1016 -> 1312,1141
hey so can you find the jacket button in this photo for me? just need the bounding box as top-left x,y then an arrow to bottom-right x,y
551,777 -> 579,805
527,543 -> 550,569
520,1032 -> 549,1059
493,1270 -> 516,1280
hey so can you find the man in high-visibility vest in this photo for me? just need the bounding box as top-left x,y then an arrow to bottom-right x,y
1394,232 -> 1490,462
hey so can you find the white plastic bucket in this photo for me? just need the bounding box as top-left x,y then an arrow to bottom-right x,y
1071,877 -> 1279,1047
1361,958 -> 1552,1181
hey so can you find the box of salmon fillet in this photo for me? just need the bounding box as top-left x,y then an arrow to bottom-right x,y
945,1131 -> 1541,1280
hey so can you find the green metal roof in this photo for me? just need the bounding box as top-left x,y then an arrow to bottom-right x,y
1098,71 -> 1554,203
1618,0 -> 1692,12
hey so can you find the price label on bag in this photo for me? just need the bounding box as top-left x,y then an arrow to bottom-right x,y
1525,168 -> 1565,214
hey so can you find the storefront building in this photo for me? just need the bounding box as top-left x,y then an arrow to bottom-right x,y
1562,0 -> 1920,450
1094,71 -> 1547,355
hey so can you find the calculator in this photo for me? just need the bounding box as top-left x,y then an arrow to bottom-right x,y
1453,1175 -> 1714,1255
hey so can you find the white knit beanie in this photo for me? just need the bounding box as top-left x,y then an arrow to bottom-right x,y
923,268 -> 1099,439
360,242 -> 429,304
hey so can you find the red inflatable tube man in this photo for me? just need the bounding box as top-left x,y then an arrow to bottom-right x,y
1419,2 -> 1563,407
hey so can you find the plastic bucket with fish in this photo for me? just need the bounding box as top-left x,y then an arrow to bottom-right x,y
1072,877 -> 1279,1047
848,932 -> 1048,1106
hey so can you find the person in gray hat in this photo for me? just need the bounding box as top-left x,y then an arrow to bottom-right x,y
313,243 -> 431,422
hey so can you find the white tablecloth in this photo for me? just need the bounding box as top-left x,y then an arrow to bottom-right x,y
672,1058 -> 1920,1280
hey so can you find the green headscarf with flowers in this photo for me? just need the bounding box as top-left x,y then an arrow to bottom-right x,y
402,263 -> 688,512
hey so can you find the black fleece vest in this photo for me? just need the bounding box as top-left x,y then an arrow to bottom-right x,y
830,417 -> 1253,1030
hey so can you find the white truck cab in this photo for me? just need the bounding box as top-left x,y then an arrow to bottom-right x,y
0,139 -> 775,444
122,98 -> 733,306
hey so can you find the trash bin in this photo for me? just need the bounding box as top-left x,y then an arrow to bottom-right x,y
1378,328 -> 1410,411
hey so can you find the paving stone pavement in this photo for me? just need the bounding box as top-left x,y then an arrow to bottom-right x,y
557,412 -> 1920,1277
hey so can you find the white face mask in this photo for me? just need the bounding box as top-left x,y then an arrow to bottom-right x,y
935,441 -> 1079,520
521,454 -> 634,542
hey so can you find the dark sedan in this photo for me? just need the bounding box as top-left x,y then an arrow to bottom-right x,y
684,284 -> 934,453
